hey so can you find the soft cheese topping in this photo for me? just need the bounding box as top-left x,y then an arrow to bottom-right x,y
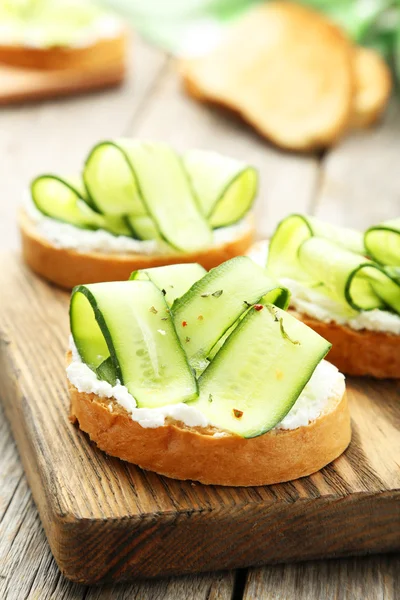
0,13 -> 123,49
67,337 -> 344,432
25,197 -> 253,256
248,240 -> 400,335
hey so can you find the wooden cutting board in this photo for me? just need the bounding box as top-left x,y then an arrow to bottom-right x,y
0,254 -> 399,585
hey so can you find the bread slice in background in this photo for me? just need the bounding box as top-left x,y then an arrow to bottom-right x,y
352,46 -> 392,127
0,30 -> 127,71
180,2 -> 354,151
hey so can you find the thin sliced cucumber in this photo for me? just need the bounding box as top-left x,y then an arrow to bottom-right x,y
267,213 -> 364,280
130,263 -> 206,306
268,213 -> 400,315
120,141 -> 213,252
83,141 -> 147,217
309,216 -> 365,254
126,215 -> 161,241
365,218 -> 400,266
84,140 -> 213,252
183,150 -> 257,227
70,281 -> 198,408
267,214 -> 314,280
299,237 -> 400,312
96,357 -> 117,386
31,174 -> 132,236
189,304 -> 331,438
172,256 -> 290,373
100,215 -> 133,237
31,175 -> 96,229
206,286 -> 290,361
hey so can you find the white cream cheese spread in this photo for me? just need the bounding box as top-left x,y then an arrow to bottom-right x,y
0,14 -> 123,49
67,337 -> 344,433
247,240 -> 400,335
25,197 -> 253,256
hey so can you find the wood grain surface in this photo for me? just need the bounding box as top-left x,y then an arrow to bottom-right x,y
0,254 -> 399,584
244,554 -> 400,600
1,32 -> 399,600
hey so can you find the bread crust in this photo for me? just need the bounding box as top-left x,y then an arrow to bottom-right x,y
180,2 -> 354,151
0,30 -> 127,71
68,358 -> 351,487
352,47 -> 392,127
19,209 -> 255,289
292,311 -> 400,379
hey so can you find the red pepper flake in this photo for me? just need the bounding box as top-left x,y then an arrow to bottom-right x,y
197,315 -> 204,321
254,304 -> 264,311
233,409 -> 243,419
182,321 -> 188,327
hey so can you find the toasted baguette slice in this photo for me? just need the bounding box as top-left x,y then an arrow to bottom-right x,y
0,29 -> 127,71
291,311 -> 399,379
352,46 -> 392,128
180,2 -> 354,151
68,355 -> 350,487
19,209 -> 254,289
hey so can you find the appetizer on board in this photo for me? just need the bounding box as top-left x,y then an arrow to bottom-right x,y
20,141 -> 256,288
68,258 -> 350,486
249,215 -> 400,378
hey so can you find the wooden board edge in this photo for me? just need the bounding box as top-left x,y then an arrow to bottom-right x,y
38,489 -> 400,584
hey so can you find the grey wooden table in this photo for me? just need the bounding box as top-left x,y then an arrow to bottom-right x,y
0,36 -> 399,600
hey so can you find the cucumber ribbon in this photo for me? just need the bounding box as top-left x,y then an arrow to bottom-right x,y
31,140 -> 257,253
268,214 -> 400,315
31,175 -> 132,236
70,258 -> 331,437
365,218 -> 400,267
70,280 -> 198,408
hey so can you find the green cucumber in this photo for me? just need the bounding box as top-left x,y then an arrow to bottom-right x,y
183,150 -> 257,227
268,213 -> 400,316
31,175 -> 96,229
189,304 -> 331,438
84,140 -> 213,252
96,357 -> 117,386
172,256 -> 290,373
1,1 -> 112,48
31,174 -> 132,236
268,213 -> 364,280
126,215 -> 161,241
83,141 -> 147,217
34,142 -> 259,246
120,141 -> 213,252
267,214 -> 314,280
299,237 -> 400,313
130,263 -> 206,306
70,281 -> 198,408
365,218 -> 400,266
101,215 -> 133,238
